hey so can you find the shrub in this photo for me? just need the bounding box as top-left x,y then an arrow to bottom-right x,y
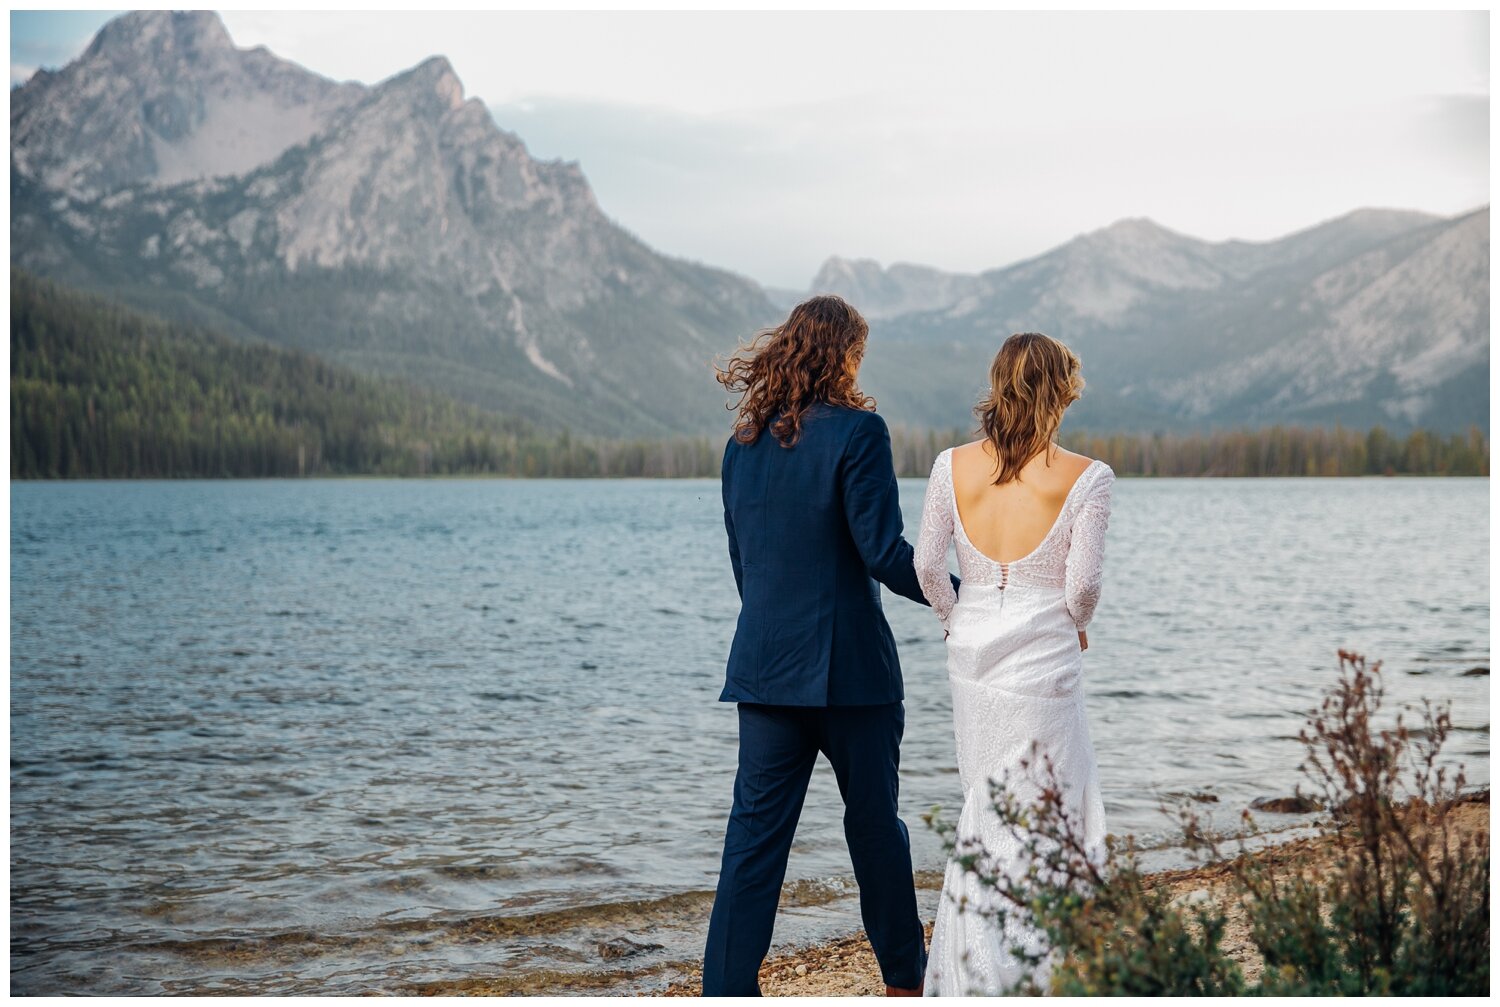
927,649 -> 1489,995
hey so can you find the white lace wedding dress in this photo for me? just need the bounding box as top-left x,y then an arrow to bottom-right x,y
914,448 -> 1114,996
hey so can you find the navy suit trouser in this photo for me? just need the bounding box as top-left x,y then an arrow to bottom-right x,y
702,701 -> 927,995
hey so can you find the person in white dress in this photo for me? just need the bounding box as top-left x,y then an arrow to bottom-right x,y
913,332 -> 1114,996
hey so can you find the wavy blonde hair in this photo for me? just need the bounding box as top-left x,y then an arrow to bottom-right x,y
715,295 -> 875,447
975,332 -> 1085,484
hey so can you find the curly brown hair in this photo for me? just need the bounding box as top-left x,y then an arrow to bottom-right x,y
975,332 -> 1085,484
715,295 -> 876,447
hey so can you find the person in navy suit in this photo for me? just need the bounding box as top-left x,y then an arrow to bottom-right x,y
702,295 -> 957,996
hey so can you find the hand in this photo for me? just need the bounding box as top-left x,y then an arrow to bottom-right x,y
1078,630 -> 1088,651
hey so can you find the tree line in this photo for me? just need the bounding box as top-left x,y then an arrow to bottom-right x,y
11,270 -> 1488,479
888,424 -> 1489,478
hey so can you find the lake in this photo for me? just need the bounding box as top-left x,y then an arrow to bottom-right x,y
9,477 -> 1489,994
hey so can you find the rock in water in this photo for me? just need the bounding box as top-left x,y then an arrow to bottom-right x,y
597,936 -> 665,961
1250,795 -> 1324,814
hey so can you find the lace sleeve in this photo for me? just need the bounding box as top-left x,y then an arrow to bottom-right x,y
1065,464 -> 1116,631
914,451 -> 959,626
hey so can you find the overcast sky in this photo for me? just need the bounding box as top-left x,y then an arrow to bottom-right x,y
11,10 -> 1490,288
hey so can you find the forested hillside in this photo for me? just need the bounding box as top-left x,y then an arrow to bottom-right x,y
10,271 -> 706,478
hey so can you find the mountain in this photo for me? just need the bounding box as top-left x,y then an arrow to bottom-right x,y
1149,209 -> 1489,431
805,257 -> 983,319
854,208 -> 1487,434
12,10 -> 780,437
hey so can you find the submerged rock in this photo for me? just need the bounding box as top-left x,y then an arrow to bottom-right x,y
597,936 -> 665,961
1250,795 -> 1324,814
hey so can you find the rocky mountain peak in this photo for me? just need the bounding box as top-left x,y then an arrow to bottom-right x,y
1035,215 -> 1225,306
371,55 -> 466,114
1087,216 -> 1187,248
13,10 -> 363,198
811,256 -> 880,288
807,256 -> 981,320
84,9 -> 234,65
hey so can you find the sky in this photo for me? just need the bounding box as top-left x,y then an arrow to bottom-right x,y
10,9 -> 1490,288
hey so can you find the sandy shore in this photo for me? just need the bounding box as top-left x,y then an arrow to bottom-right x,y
660,790 -> 1489,997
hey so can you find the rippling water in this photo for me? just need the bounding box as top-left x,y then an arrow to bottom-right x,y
10,477 -> 1489,994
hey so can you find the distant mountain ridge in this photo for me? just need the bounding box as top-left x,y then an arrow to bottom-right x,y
806,257 -> 984,319
818,209 -> 1487,434
801,210 -> 1449,326
11,10 -> 1488,436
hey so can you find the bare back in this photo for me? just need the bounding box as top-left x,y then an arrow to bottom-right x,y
949,440 -> 1095,565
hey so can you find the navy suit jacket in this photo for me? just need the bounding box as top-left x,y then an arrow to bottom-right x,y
719,404 -> 957,706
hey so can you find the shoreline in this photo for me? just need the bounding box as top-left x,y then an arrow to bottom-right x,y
658,790 -> 1489,997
